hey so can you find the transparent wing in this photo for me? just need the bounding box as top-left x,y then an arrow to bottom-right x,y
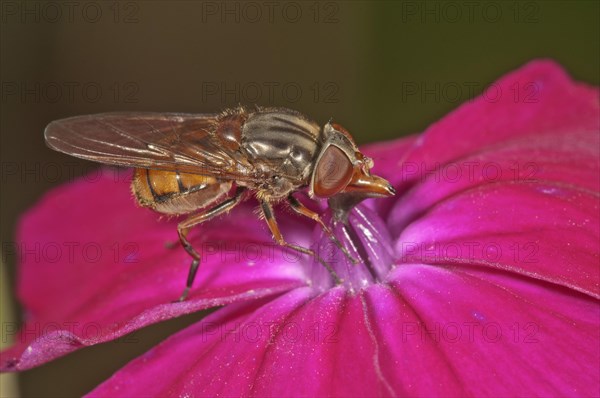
44,112 -> 255,180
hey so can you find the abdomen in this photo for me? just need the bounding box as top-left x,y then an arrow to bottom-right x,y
132,169 -> 232,215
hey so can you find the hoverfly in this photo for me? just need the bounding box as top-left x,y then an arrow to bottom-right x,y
44,107 -> 395,301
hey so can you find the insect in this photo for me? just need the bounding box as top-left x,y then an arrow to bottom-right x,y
44,107 -> 395,301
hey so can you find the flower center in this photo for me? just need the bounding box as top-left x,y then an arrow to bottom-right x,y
311,204 -> 395,291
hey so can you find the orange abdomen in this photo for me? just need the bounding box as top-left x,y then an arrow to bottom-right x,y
132,169 -> 232,215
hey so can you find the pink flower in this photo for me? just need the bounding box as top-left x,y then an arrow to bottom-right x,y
2,60 -> 599,396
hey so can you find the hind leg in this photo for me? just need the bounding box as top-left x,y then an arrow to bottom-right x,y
176,187 -> 245,301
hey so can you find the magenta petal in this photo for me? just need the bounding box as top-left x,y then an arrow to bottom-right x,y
403,60 -> 599,168
362,61 -> 599,223
390,131 -> 599,297
88,287 -> 401,397
396,180 -> 599,297
361,60 -> 599,191
87,288 -> 317,397
383,265 -> 599,396
362,134 -> 420,190
89,266 -> 598,397
1,172 -> 308,371
384,60 -> 600,297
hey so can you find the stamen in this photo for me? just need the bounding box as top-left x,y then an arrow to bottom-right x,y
311,205 -> 395,291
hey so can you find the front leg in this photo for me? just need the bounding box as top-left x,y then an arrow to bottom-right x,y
287,194 -> 359,264
260,200 -> 342,284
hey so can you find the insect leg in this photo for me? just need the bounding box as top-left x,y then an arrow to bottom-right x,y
287,195 -> 359,264
176,187 -> 245,302
260,200 -> 342,284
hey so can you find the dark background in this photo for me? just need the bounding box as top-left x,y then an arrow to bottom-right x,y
1,1 -> 598,396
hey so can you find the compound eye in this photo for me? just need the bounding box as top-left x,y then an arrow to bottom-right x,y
313,145 -> 354,197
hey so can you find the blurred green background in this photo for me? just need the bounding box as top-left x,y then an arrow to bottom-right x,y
1,1 -> 598,396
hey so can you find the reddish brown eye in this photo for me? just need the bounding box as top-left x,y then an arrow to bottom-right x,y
313,145 -> 354,197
